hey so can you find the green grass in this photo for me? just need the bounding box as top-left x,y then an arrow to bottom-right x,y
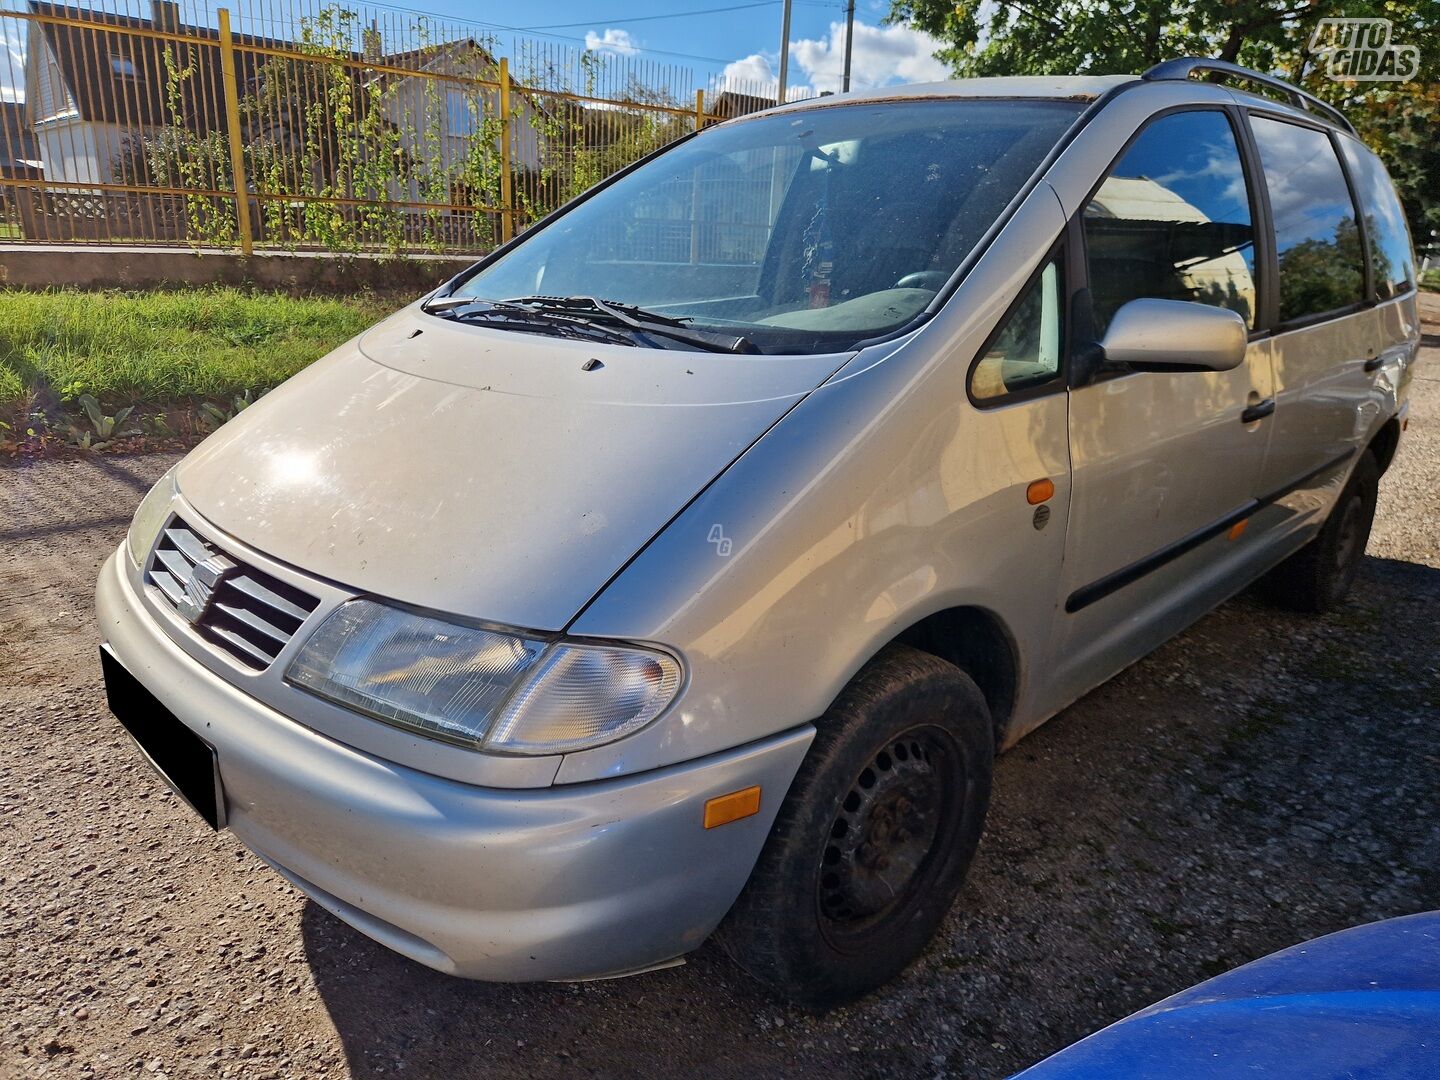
1422,267 -> 1440,293
0,287 -> 398,408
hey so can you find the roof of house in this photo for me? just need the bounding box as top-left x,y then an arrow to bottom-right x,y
709,90 -> 775,118
376,38 -> 497,75
30,5 -> 521,137
32,2 -> 265,130
26,1 -> 367,131
0,100 -> 43,169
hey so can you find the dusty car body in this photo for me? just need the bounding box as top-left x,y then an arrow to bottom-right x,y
98,60 -> 1418,1002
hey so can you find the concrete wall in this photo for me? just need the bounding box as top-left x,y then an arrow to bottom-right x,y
0,245 -> 475,295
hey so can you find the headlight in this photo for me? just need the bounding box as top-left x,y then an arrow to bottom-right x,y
285,599 -> 682,755
485,639 -> 682,755
127,469 -> 176,568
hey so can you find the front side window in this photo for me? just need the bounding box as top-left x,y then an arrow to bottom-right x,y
1338,137 -> 1415,300
1083,110 -> 1258,334
1250,116 -> 1366,322
971,257 -> 1063,402
447,99 -> 1084,354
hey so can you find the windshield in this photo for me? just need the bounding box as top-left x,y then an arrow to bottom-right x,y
444,98 -> 1084,354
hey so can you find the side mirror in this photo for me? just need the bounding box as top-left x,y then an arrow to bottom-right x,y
1099,298 -> 1248,373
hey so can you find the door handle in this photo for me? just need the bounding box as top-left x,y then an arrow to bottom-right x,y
1363,355 -> 1384,372
1241,398 -> 1275,423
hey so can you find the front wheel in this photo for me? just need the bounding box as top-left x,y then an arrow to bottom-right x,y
1259,450 -> 1379,614
717,644 -> 994,1006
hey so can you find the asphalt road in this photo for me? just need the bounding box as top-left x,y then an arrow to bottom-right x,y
3,295 -> 1437,1079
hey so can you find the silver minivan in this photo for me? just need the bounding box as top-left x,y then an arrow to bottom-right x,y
98,58 -> 1419,1005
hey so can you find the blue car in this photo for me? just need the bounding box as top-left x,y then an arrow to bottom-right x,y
1015,913 -> 1440,1078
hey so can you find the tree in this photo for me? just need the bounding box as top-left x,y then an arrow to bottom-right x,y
889,0 -> 1438,252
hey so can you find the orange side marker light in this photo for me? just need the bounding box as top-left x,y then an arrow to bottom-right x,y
1027,478 -> 1055,505
704,786 -> 761,829
1228,519 -> 1248,541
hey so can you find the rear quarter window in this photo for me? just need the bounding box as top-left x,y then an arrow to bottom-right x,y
1338,137 -> 1416,300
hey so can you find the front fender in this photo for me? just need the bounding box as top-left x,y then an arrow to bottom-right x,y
557,189 -> 1071,784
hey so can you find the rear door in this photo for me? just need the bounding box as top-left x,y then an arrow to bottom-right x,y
1047,108 -> 1276,703
1245,113 -> 1378,520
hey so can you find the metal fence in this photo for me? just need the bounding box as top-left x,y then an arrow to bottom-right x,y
0,0 -> 775,254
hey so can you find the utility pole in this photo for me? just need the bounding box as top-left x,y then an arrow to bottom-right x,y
776,0 -> 792,104
842,0 -> 855,92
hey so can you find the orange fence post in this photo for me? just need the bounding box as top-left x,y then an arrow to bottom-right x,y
217,8 -> 253,255
498,57 -> 514,245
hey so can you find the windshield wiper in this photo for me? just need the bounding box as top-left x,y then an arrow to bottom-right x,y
503,295 -> 760,354
423,298 -> 639,347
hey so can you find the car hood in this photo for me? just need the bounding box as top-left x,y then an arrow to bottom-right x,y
175,304 -> 848,630
1013,912 -> 1440,1079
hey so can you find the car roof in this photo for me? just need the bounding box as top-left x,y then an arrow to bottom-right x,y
748,75 -> 1354,139
1224,85 -> 1357,135
759,75 -> 1138,114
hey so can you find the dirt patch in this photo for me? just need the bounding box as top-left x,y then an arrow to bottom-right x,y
2,301 -> 1438,1079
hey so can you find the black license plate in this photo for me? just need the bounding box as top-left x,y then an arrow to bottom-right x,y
100,645 -> 224,829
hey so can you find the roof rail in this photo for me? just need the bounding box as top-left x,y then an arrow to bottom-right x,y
1142,57 -> 1356,135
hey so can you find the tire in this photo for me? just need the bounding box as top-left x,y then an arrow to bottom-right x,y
717,644 -> 994,1007
1260,450 -> 1379,614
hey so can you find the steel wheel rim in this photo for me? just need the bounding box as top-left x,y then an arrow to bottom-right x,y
816,725 -> 965,949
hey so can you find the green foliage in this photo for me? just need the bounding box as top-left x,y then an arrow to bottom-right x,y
565,103 -> 688,203
1351,85 -> 1440,248
111,45 -> 238,246
67,394 -> 140,450
102,4 -> 700,255
521,64 -> 690,220
197,389 -> 265,432
1277,217 -> 1366,320
888,0 -> 1440,247
0,288 -> 393,409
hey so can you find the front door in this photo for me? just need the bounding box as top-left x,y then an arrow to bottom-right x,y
1045,108 -> 1275,712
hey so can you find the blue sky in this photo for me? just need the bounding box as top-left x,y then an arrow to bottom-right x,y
1,0 -> 951,102
421,0 -> 950,97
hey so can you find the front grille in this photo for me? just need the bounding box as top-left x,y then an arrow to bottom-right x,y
146,516 -> 321,671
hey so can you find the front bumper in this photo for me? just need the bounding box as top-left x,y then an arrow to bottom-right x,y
97,549 -> 812,980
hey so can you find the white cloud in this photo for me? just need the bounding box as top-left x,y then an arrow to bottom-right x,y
584,28 -> 639,56
720,52 -> 775,91
789,19 -> 948,94
714,19 -> 946,105
0,29 -> 25,102
713,52 -> 811,102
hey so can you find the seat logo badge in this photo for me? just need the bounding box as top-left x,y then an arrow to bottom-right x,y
178,554 -> 237,624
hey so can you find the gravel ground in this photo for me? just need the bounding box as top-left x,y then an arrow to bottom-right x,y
3,295 -> 1438,1080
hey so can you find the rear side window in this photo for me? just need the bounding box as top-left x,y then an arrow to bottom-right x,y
1083,110 -> 1258,333
1249,116 -> 1366,322
1338,138 -> 1415,300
